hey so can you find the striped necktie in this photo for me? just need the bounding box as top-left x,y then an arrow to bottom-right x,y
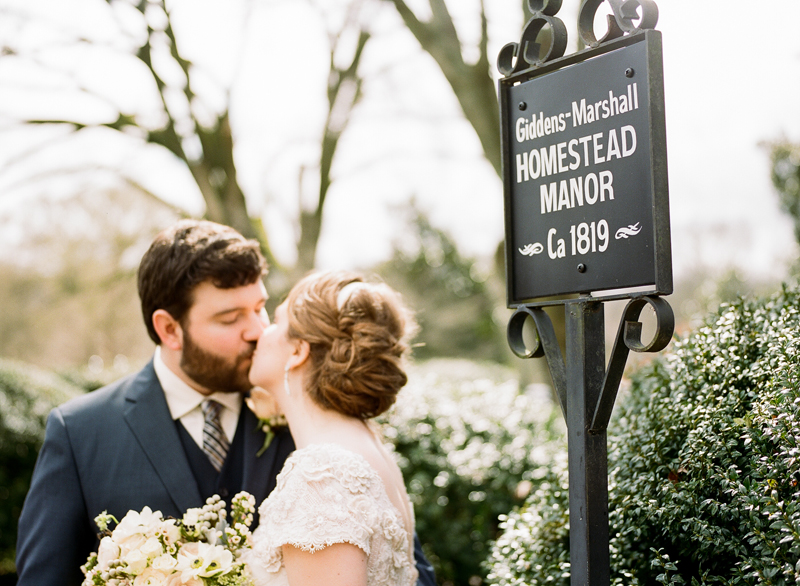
201,400 -> 229,472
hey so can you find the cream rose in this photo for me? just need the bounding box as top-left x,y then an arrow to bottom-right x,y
96,536 -> 120,570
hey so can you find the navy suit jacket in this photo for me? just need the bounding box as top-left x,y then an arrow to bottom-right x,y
16,361 -> 435,585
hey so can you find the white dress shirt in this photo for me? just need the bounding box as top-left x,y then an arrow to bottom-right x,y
153,346 -> 242,449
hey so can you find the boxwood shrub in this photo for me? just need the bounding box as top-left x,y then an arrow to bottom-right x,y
0,359 -> 85,577
486,285 -> 800,585
381,359 -> 566,586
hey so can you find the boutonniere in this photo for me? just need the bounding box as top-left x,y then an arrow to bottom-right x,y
246,387 -> 288,457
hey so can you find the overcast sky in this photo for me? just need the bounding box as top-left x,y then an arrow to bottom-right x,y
1,0 -> 799,285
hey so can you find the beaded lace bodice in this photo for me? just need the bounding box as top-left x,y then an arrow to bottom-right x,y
246,443 -> 418,586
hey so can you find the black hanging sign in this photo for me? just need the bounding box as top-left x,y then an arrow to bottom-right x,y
500,31 -> 671,304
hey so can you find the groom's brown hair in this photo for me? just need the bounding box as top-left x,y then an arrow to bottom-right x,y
137,219 -> 266,344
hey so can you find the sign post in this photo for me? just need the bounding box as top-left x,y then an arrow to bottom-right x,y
499,2 -> 674,585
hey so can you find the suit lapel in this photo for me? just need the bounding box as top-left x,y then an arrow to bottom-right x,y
241,407 -> 293,504
122,362 -> 202,513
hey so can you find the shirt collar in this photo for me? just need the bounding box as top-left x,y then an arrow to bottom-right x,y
153,346 -> 242,421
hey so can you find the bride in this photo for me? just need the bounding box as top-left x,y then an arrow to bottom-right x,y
244,271 -> 419,586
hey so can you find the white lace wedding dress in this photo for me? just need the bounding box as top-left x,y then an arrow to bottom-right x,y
246,443 -> 419,586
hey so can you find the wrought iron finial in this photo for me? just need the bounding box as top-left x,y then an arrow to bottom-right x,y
579,0 -> 659,48
498,0 -> 660,77
497,0 -> 568,77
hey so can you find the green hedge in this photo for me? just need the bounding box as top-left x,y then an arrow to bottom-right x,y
0,359 -> 85,576
486,286 -> 800,585
382,359 -> 566,586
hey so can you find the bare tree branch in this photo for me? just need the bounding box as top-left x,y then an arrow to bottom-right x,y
384,0 -> 501,176
295,0 -> 372,275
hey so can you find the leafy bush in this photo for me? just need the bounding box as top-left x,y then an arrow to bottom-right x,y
0,359 -> 85,576
486,286 -> 800,585
382,359 -> 566,586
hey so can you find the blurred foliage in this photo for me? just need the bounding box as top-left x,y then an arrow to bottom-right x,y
666,266 -> 782,335
487,284 -> 800,585
376,206 -> 509,363
381,359 -> 565,586
0,359 -> 86,576
769,141 -> 800,245
0,188 -> 176,369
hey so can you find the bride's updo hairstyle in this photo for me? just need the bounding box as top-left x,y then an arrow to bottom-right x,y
285,270 -> 416,419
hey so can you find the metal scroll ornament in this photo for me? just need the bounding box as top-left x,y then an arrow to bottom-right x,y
497,0 -> 659,77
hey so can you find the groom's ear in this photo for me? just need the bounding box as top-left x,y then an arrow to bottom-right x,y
152,309 -> 183,351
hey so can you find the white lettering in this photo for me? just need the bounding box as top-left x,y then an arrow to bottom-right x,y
622,125 -> 637,157
599,170 -> 614,201
557,142 -> 568,174
529,149 -> 541,179
568,139 -> 580,171
557,180 -> 570,211
516,152 -> 529,183
585,173 -> 599,204
547,228 -> 558,259
606,129 -> 621,160
516,117 -> 526,143
572,99 -> 587,127
541,182 -> 557,214
592,132 -> 605,164
541,144 -> 557,177
570,177 -> 584,208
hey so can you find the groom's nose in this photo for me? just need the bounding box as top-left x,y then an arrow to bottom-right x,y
243,310 -> 267,341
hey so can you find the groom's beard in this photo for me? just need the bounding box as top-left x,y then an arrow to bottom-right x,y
180,330 -> 255,395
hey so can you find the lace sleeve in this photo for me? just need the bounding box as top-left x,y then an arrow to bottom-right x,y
250,444 -> 384,571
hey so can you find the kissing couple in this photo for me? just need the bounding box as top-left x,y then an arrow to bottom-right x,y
16,220 -> 436,586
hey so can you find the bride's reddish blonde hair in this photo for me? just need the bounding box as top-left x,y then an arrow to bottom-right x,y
285,271 -> 416,419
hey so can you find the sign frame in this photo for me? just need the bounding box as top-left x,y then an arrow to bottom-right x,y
499,30 -> 672,307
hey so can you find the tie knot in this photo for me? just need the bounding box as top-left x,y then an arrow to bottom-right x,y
203,400 -> 223,420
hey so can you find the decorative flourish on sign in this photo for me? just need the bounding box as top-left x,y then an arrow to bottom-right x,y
615,222 -> 642,239
497,0 -> 567,77
498,0 -> 659,77
519,243 -> 544,256
578,0 -> 659,48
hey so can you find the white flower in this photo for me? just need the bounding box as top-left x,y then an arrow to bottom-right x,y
83,494 -> 257,586
176,542 -> 234,580
97,536 -> 120,570
157,520 -> 181,545
182,508 -> 202,527
151,553 -> 178,571
123,547 -> 149,575
140,536 -> 164,560
114,507 -> 163,541
118,533 -> 147,557
132,567 -> 173,586
203,527 -> 224,546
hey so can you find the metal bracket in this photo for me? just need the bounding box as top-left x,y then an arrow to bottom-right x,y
507,295 -> 673,430
507,306 -> 568,419
590,295 -> 673,432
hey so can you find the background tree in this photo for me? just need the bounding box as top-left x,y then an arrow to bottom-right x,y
0,0 -> 374,290
769,141 -> 800,245
0,187 -> 180,369
382,0 -> 502,176
376,203 -> 507,363
295,0 -> 371,279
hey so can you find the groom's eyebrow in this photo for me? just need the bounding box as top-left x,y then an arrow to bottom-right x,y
212,296 -> 268,317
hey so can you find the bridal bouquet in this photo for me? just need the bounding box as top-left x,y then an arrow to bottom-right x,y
81,492 -> 256,586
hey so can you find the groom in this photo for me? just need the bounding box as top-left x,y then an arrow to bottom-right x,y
15,220 -> 435,586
